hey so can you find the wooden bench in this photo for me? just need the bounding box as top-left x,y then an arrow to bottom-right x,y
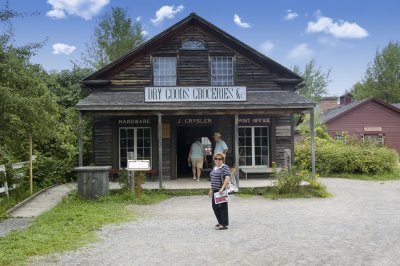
239,166 -> 280,180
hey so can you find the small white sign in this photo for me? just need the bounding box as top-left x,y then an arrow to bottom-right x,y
145,86 -> 246,102
127,160 -> 151,171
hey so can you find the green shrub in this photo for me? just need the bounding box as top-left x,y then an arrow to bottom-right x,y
269,167 -> 329,198
295,140 -> 399,175
32,155 -> 75,188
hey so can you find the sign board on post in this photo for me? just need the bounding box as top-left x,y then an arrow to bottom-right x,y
127,160 -> 151,171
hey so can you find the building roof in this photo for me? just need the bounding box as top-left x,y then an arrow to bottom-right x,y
82,12 -> 302,84
77,89 -> 314,112
321,97 -> 400,123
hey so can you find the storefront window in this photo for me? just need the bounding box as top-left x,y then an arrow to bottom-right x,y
119,128 -> 152,169
211,56 -> 233,86
361,133 -> 384,144
239,127 -> 269,166
153,57 -> 176,86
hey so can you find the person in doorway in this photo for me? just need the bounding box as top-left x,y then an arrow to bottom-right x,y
208,152 -> 231,230
213,132 -> 228,155
188,137 -> 206,181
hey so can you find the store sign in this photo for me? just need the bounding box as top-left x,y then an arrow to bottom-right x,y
119,119 -> 151,126
239,117 -> 271,125
127,160 -> 151,171
364,127 -> 382,132
177,118 -> 212,124
145,86 -> 246,102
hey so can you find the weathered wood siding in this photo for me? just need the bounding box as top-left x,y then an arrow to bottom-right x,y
274,115 -> 293,166
106,25 -> 281,90
93,117 -> 113,166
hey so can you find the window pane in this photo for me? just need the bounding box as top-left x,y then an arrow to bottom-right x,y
153,57 -> 176,86
119,127 -> 152,168
211,57 -> 233,86
238,126 -> 269,167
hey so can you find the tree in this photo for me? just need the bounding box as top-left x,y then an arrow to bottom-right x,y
81,7 -> 146,69
352,41 -> 400,103
293,59 -> 331,102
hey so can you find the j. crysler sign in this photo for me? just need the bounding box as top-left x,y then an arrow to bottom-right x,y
145,86 -> 246,102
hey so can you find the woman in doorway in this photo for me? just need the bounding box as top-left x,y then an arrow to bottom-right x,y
188,137 -> 206,181
208,152 -> 231,230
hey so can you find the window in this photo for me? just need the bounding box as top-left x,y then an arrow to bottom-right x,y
119,128 -> 151,169
211,56 -> 234,86
239,127 -> 269,166
181,40 -> 206,50
362,133 -> 384,144
153,57 -> 176,86
334,132 -> 346,141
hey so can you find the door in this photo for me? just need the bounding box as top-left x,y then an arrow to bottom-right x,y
176,126 -> 212,177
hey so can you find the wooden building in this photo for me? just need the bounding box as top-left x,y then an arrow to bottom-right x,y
321,97 -> 400,155
77,13 -> 315,182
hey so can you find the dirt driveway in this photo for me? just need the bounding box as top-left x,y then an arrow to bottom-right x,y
30,178 -> 400,266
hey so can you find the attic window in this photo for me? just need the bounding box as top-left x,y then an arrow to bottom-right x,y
181,40 -> 206,50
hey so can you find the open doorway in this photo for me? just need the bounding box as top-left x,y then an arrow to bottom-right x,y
176,126 -> 213,178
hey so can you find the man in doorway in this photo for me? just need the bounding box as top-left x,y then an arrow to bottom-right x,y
213,132 -> 228,156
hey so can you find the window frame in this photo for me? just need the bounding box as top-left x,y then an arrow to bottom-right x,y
238,126 -> 270,167
210,56 -> 234,86
152,56 -> 177,86
119,127 -> 152,169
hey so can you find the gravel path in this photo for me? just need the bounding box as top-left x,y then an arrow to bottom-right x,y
29,178 -> 400,266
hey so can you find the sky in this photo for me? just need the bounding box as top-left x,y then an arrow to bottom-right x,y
5,0 -> 400,97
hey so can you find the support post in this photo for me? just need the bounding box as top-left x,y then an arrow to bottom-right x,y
158,114 -> 163,189
234,114 -> 240,187
127,152 -> 135,193
310,109 -> 316,177
78,112 -> 83,167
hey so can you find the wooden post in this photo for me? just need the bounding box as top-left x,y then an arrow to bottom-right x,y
310,109 -> 316,177
136,171 -> 142,197
158,114 -> 163,189
29,133 -> 33,195
78,112 -> 83,167
234,114 -> 240,187
127,152 -> 135,193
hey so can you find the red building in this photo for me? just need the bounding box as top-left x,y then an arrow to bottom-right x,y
321,97 -> 400,155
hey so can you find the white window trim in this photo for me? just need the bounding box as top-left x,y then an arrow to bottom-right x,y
210,56 -> 234,86
238,126 -> 269,167
153,57 -> 177,86
119,127 -> 152,169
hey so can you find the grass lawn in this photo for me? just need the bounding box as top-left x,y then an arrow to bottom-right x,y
0,189 -> 210,265
0,191 -> 137,265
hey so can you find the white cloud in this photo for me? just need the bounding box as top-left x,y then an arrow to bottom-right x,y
233,14 -> 251,28
46,9 -> 66,19
46,0 -> 109,20
141,29 -> 149,38
52,43 -> 76,55
306,13 -> 368,39
260,41 -> 274,55
287,43 -> 314,61
284,9 -> 298,21
151,5 -> 184,25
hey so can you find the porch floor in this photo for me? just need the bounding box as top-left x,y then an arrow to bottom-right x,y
134,178 -> 275,190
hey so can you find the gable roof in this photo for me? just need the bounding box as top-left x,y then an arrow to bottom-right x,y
321,97 -> 400,123
83,12 -> 302,84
